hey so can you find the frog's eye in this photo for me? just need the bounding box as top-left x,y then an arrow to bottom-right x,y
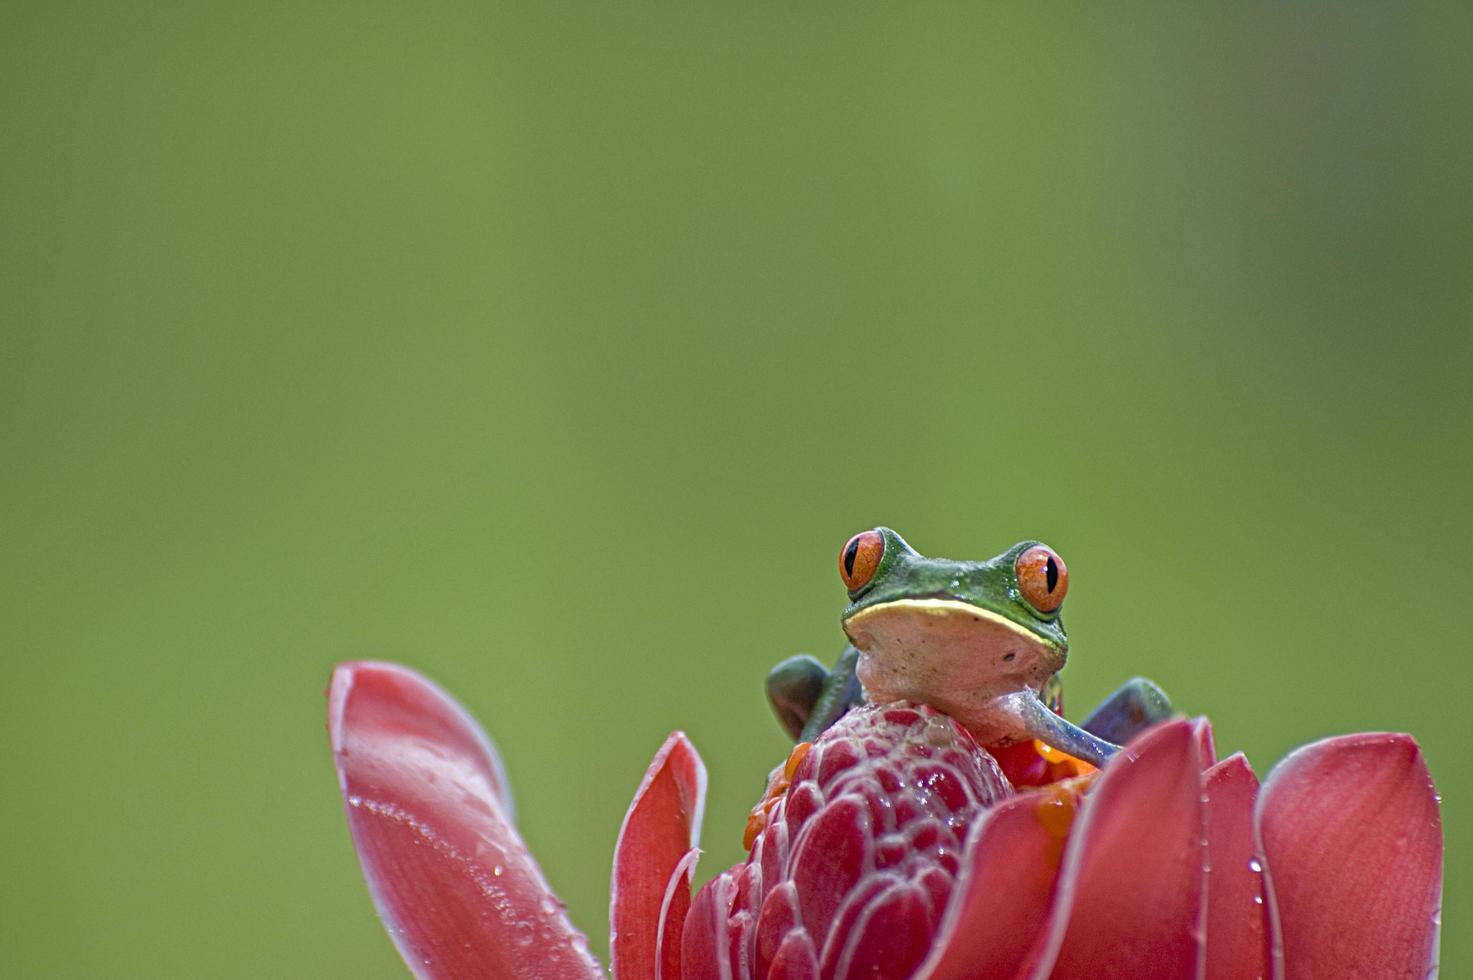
839,530 -> 885,594
1016,545 -> 1068,614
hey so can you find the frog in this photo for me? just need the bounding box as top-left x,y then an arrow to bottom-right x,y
766,527 -> 1173,768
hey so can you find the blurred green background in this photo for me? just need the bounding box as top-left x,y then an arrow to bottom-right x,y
2,3 -> 1468,976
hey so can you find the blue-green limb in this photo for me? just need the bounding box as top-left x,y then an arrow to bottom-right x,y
1017,677 -> 1174,767
765,647 -> 863,743
1016,693 -> 1123,768
1079,676 -> 1174,745
765,651 -> 1174,770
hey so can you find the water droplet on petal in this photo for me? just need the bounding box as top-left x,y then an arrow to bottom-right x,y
1248,858 -> 1263,873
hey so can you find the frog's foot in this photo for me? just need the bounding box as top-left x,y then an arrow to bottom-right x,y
797,646 -> 863,743
1017,693 -> 1122,769
1080,676 -> 1174,745
766,655 -> 829,741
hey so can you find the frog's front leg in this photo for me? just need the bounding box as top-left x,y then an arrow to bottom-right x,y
1013,677 -> 1174,770
766,654 -> 828,740
1016,693 -> 1123,769
800,646 -> 862,742
766,648 -> 863,742
1080,677 -> 1173,745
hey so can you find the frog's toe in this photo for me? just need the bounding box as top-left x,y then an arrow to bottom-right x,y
766,654 -> 828,740
1081,677 -> 1174,745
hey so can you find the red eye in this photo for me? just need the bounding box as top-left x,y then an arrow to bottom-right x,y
839,530 -> 885,593
1016,545 -> 1068,613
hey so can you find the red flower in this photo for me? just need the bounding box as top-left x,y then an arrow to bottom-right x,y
328,661 -> 1442,979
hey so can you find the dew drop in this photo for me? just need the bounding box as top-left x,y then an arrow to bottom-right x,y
1248,858 -> 1263,874
492,865 -> 504,877
347,795 -> 363,808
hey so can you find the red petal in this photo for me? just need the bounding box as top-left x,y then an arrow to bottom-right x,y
682,871 -> 736,980
987,739 -> 1050,787
789,795 -> 872,948
826,880 -> 933,979
917,793 -> 1069,980
1195,717 -> 1218,770
1203,754 -> 1267,980
1256,733 -> 1442,980
655,850 -> 702,980
767,929 -> 820,980
611,732 -> 707,980
327,662 -> 601,980
1028,718 -> 1208,980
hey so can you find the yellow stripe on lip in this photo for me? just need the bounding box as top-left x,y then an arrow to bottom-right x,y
844,597 -> 1050,645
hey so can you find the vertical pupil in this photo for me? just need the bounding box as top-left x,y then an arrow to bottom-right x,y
1045,556 -> 1058,593
843,538 -> 860,578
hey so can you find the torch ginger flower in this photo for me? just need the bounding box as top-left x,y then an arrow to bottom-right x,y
327,661 -> 1442,979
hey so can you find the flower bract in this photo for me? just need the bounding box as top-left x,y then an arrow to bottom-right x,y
327,661 -> 1441,980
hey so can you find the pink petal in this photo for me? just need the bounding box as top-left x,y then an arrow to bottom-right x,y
1027,718 -> 1208,980
682,871 -> 736,980
655,849 -> 703,980
826,880 -> 933,979
767,928 -> 820,980
1196,718 -> 1218,770
1256,733 -> 1442,980
789,795 -> 871,949
1203,754 -> 1268,980
916,793 -> 1069,980
328,661 -> 601,980
611,732 -> 707,980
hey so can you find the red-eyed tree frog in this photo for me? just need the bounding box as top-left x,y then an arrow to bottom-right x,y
766,528 -> 1172,767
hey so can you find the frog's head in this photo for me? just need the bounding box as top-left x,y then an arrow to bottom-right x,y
839,528 -> 1070,704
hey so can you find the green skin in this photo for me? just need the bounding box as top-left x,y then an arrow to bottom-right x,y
766,528 -> 1172,767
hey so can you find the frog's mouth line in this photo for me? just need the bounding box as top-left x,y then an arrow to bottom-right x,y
844,598 -> 1055,652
